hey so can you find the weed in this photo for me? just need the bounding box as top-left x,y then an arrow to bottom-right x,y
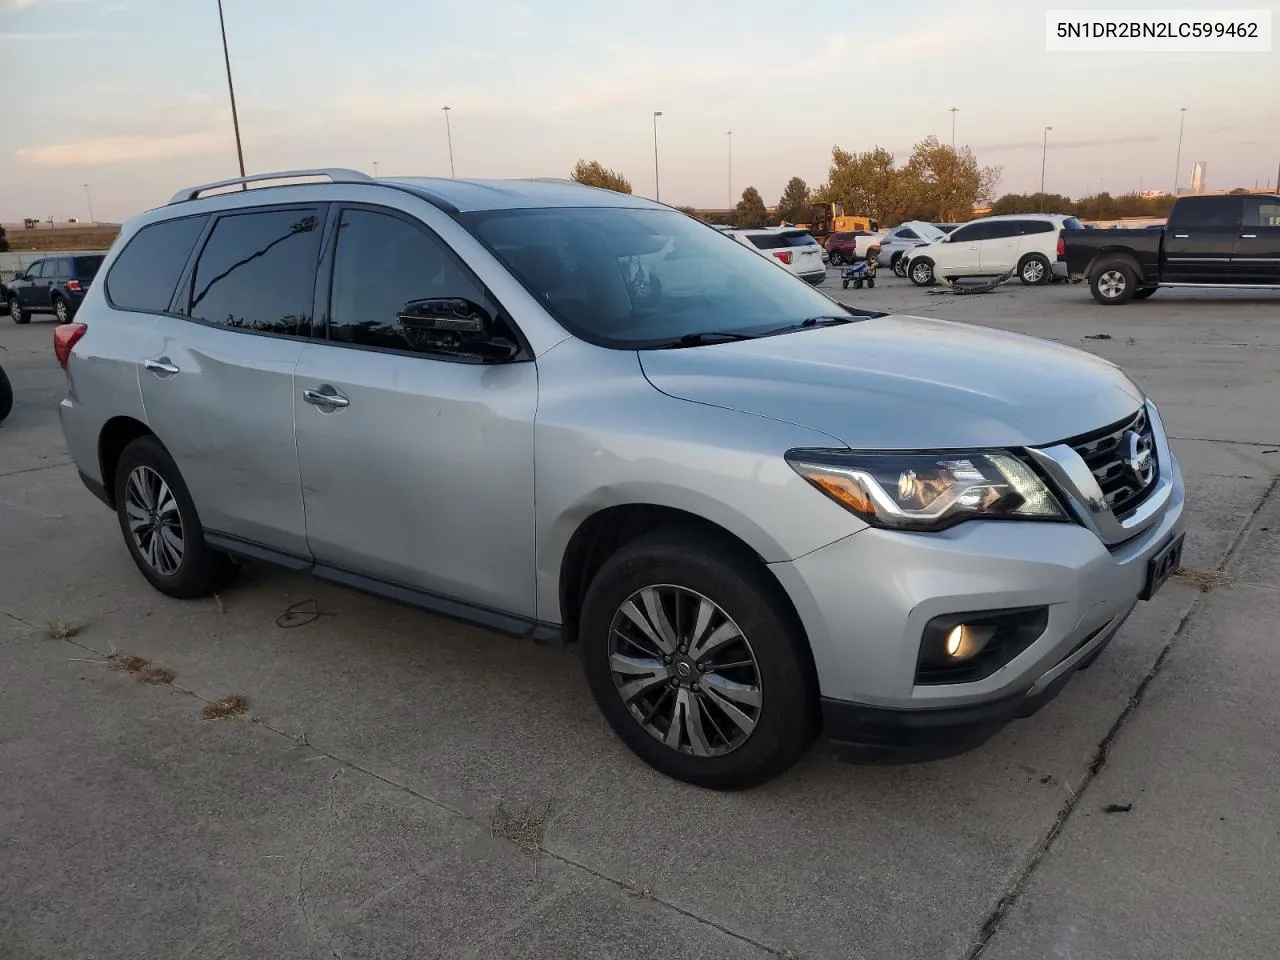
108,655 -> 149,673
1174,566 -> 1230,592
136,665 -> 175,685
203,694 -> 249,720
42,618 -> 81,641
490,802 -> 551,878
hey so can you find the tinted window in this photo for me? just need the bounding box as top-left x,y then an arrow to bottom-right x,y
55,259 -> 73,278
327,208 -> 490,354
746,233 -> 787,249
1244,198 -> 1280,227
73,256 -> 104,278
1169,197 -> 1242,230
1061,217 -> 1084,230
189,208 -> 321,335
984,221 -> 1022,239
782,232 -> 819,247
26,261 -> 45,279
899,227 -> 919,240
465,207 -> 870,349
1016,220 -> 1055,235
107,215 -> 209,313
948,223 -> 989,243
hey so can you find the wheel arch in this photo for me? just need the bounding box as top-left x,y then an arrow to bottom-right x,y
97,415 -> 156,508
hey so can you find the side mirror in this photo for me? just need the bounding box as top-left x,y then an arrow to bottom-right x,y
397,297 -> 492,350
12,270 -> 24,281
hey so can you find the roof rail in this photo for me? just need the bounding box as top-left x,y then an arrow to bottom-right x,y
167,168 -> 375,204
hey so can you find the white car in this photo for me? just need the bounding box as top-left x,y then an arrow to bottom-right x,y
876,221 -> 948,276
727,227 -> 827,285
905,213 -> 1083,287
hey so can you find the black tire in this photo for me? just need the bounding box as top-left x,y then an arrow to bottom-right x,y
866,277 -> 875,289
853,279 -> 863,289
893,255 -> 908,278
909,257 -> 936,287
841,279 -> 849,289
580,531 -> 819,790
52,295 -> 71,324
0,365 -> 12,422
8,297 -> 31,325
112,435 -> 238,599
828,251 -> 844,267
1018,253 -> 1051,286
1133,287 -> 1158,300
1089,259 -> 1138,305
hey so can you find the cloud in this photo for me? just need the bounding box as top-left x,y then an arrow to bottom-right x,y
979,134 -> 1162,152
18,129 -> 232,166
0,31 -> 83,39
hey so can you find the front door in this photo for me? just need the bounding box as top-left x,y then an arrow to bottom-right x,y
1235,196 -> 1280,283
19,260 -> 50,309
294,205 -> 537,617
1163,196 -> 1241,284
935,221 -> 986,277
138,205 -> 324,556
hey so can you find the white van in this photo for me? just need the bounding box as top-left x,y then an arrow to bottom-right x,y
905,213 -> 1083,287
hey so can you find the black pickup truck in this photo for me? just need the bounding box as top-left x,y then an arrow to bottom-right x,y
1064,194 -> 1280,304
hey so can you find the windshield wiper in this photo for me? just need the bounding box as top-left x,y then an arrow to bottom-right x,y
655,331 -> 761,349
759,315 -> 857,336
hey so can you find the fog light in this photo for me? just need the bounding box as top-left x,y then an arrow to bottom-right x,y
917,606 -> 1050,685
944,624 -> 997,660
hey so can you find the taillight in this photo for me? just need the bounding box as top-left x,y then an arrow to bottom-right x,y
773,251 -> 793,265
1057,235 -> 1066,257
54,322 -> 87,370
66,279 -> 82,293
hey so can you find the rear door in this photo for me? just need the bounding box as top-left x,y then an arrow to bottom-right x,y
978,220 -> 1023,273
135,205 -> 322,556
1164,197 -> 1241,283
1235,196 -> 1280,282
294,204 -> 537,613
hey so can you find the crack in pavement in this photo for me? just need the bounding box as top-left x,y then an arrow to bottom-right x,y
0,459 -> 73,480
961,474 -> 1280,959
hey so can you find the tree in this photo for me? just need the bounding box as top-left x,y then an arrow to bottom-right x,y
673,205 -> 704,220
776,177 -> 810,224
0,222 -> 8,253
570,159 -> 632,194
816,146 -> 904,224
901,136 -> 1001,223
732,186 -> 768,228
989,192 -> 1073,216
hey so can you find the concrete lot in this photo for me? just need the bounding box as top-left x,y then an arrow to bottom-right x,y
1,275 -> 1277,959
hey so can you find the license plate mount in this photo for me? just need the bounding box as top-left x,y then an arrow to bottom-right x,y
1141,532 -> 1185,601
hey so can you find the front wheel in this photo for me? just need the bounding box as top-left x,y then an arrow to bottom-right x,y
866,277 -> 875,288
581,531 -> 819,790
113,435 -> 238,599
1018,253 -> 1051,286
909,258 -> 936,286
828,251 -> 844,267
8,297 -> 30,325
1089,260 -> 1138,305
0,365 -> 12,422
841,279 -> 849,289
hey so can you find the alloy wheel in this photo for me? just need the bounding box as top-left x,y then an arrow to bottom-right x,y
1022,259 -> 1046,283
124,465 -> 185,576
911,261 -> 933,284
54,299 -> 69,323
608,585 -> 762,757
8,299 -> 19,322
1097,270 -> 1127,299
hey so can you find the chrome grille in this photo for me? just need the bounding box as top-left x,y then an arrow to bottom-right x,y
1067,407 -> 1158,519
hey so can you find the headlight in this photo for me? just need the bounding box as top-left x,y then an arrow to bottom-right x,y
785,449 -> 1065,531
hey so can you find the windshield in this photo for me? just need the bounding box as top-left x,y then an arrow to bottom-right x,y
463,207 -> 865,348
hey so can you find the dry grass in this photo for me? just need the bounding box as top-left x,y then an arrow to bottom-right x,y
491,802 -> 551,876
1174,566 -> 1231,592
42,618 -> 81,641
108,654 -> 149,673
136,665 -> 175,685
5,225 -> 119,252
203,694 -> 249,720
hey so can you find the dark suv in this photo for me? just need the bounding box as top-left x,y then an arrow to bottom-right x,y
7,255 -> 105,325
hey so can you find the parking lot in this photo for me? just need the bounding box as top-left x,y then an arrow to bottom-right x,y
2,274 -> 1278,959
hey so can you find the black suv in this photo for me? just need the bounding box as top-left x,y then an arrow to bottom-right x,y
7,255 -> 105,324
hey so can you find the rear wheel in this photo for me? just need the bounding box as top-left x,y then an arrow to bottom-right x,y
113,435 -> 238,599
0,365 -> 12,422
828,251 -> 844,267
909,257 -> 936,286
866,277 -> 875,288
8,297 -> 30,325
1018,253 -> 1051,286
52,296 -> 70,324
1089,260 -> 1138,305
580,531 -> 818,790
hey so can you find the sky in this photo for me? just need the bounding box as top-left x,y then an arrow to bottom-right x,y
2,0 -> 1278,223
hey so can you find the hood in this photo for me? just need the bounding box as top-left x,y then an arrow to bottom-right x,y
901,220 -> 946,243
638,314 -> 1144,449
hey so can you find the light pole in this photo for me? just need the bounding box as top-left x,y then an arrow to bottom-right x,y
1039,125 -> 1052,210
727,129 -> 733,214
83,183 -> 94,223
652,111 -> 662,202
442,106 -> 455,177
373,161 -> 379,177
1172,106 -> 1187,194
949,106 -> 958,151
215,0 -> 246,178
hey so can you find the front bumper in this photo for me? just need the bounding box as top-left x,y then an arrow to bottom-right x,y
769,439 -> 1185,761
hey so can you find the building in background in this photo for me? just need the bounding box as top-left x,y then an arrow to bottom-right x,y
1190,162 -> 1207,194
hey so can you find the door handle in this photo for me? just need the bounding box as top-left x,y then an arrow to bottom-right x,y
143,358 -> 180,377
303,387 -> 349,408
1240,234 -> 1257,239
1173,234 -> 1189,238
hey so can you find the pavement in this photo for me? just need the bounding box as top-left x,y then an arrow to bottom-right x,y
1,275 -> 1277,960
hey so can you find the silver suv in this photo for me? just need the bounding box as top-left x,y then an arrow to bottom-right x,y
56,170 -> 1185,789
